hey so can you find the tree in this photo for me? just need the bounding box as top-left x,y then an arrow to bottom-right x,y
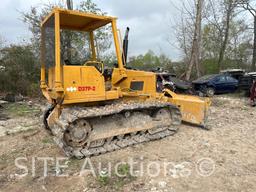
0,35 -> 4,48
171,0 -> 204,80
202,0 -> 252,73
128,50 -> 173,72
22,0 -> 111,62
0,0 -> 113,96
173,9 -> 193,65
237,0 -> 256,71
202,17 -> 251,73
66,0 -> 73,10
0,35 -> 5,72
186,0 -> 204,80
173,0 -> 252,77
0,45 -> 40,95
217,0 -> 237,72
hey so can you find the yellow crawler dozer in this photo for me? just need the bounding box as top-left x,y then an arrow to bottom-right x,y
41,8 -> 210,159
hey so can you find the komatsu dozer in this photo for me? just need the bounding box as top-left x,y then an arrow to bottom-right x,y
41,8 -> 211,159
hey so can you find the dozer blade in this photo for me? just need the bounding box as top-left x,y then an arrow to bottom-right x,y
163,89 -> 211,128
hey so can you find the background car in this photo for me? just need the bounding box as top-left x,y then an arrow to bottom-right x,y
193,74 -> 238,97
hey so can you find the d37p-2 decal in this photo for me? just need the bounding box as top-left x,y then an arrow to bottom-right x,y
78,86 -> 96,92
66,86 -> 96,92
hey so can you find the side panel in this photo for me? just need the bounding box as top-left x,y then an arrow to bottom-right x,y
112,68 -> 157,96
62,66 -> 106,103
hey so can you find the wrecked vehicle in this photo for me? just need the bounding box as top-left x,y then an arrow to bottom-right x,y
193,74 -> 238,97
239,72 -> 256,96
221,69 -> 245,80
156,72 -> 194,94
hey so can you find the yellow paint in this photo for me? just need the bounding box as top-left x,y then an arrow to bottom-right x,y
54,11 -> 62,91
163,89 -> 211,126
112,68 -> 157,96
111,19 -> 124,70
40,8 -> 211,127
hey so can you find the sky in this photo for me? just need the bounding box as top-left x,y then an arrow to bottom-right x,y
0,0 -> 183,61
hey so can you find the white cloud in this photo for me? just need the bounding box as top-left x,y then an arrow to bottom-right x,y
0,0 -> 182,61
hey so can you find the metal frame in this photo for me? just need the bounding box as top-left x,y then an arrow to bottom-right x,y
40,8 -> 124,93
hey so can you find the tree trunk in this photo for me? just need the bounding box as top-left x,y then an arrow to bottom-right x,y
217,0 -> 233,72
185,0 -> 203,80
252,15 -> 256,71
195,0 -> 203,78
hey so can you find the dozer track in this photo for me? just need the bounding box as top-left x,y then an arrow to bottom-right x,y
44,101 -> 182,159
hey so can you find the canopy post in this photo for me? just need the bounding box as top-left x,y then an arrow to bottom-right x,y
54,11 -> 63,90
112,19 -> 124,69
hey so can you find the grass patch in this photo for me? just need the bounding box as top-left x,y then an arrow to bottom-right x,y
117,164 -> 130,176
4,103 -> 40,117
97,164 -> 136,190
113,164 -> 136,190
98,172 -> 110,186
42,137 -> 53,144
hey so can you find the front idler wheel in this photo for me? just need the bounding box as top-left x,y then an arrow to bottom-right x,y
64,119 -> 92,148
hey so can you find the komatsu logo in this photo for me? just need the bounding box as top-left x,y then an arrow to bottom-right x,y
78,86 -> 96,92
66,87 -> 77,92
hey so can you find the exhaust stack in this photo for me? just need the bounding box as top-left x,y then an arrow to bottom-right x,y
122,27 -> 130,66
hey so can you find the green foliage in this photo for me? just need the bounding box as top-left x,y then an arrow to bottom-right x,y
96,164 -> 136,190
22,0 -> 112,61
5,102 -> 40,117
201,9 -> 251,73
98,173 -> 110,186
28,83 -> 41,97
176,0 -> 253,76
41,137 -> 53,144
0,44 -> 40,96
117,164 -> 130,177
202,18 -> 251,64
0,1 -> 114,96
172,61 -> 187,77
202,59 -> 219,74
114,164 -> 135,190
203,58 -> 249,75
128,50 -> 174,72
102,52 -> 117,68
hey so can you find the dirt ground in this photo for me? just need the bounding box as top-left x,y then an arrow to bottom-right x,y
0,95 -> 255,192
